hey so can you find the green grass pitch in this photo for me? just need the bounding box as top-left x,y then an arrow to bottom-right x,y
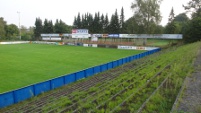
0,44 -> 145,93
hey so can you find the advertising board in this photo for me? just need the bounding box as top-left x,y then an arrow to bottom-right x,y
92,34 -> 102,37
102,34 -> 108,38
41,34 -> 60,37
118,45 -> 159,50
51,38 -> 62,41
108,34 -> 119,38
92,44 -> 98,47
42,38 -> 51,41
119,34 -> 183,39
71,34 -> 89,38
72,29 -> 89,38
72,29 -> 88,34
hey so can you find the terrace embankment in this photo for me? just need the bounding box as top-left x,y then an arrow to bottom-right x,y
175,47 -> 201,113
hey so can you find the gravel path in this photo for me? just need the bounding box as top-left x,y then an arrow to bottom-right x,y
176,48 -> 201,113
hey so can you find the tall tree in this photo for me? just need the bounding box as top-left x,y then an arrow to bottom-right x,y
34,18 -> 43,40
120,7 -> 125,33
154,25 -> 164,34
92,12 -> 102,33
20,25 -> 33,40
124,17 -> 144,34
54,19 -> 71,33
43,19 -> 49,33
131,0 -> 162,34
183,0 -> 201,18
0,17 -> 6,40
109,9 -> 120,33
168,7 -> 175,23
88,13 -> 94,33
184,17 -> 201,43
100,14 -> 105,33
81,13 -> 88,29
174,13 -> 189,22
164,22 -> 178,34
48,20 -> 54,33
77,13 -> 82,28
174,13 -> 190,34
165,7 -> 177,34
5,24 -> 19,40
54,19 -> 60,33
104,14 -> 109,33
183,0 -> 201,43
73,16 -> 78,28
92,12 -> 99,33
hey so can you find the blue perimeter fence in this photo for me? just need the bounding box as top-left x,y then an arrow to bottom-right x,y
0,48 -> 161,108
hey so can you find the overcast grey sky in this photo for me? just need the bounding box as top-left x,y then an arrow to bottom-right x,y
0,0 -> 190,28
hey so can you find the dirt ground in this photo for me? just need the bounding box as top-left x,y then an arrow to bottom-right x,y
176,48 -> 201,113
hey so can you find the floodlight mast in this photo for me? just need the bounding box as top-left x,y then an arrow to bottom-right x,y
17,11 -> 21,40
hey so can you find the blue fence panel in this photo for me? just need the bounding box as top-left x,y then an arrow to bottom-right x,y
64,73 -> 76,85
50,76 -> 64,89
34,81 -> 51,96
122,58 -> 125,64
130,56 -> 134,61
146,52 -> 148,56
147,51 -> 149,55
141,53 -> 145,58
138,53 -> 142,58
134,55 -> 137,60
107,62 -> 113,69
0,92 -> 14,108
135,54 -> 138,59
117,59 -> 122,66
136,54 -> 141,59
148,51 -> 150,55
150,50 -> 152,54
101,63 -> 108,72
93,65 -> 101,74
139,53 -> 143,58
113,60 -> 118,68
146,51 -> 149,56
151,50 -> 154,54
148,51 -> 150,54
146,51 -> 149,55
150,50 -> 153,54
127,57 -> 130,62
123,58 -> 127,64
121,58 -> 125,65
13,86 -> 34,103
134,54 -> 138,60
85,67 -> 94,77
127,56 -> 131,62
143,53 -> 145,57
143,52 -> 146,57
75,70 -> 85,81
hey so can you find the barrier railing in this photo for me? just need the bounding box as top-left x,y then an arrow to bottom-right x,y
0,48 -> 161,108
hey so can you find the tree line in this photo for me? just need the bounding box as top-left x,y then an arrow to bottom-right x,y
0,18 -> 19,40
0,17 -> 34,41
34,18 -> 72,40
0,0 -> 200,43
72,7 -> 125,34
